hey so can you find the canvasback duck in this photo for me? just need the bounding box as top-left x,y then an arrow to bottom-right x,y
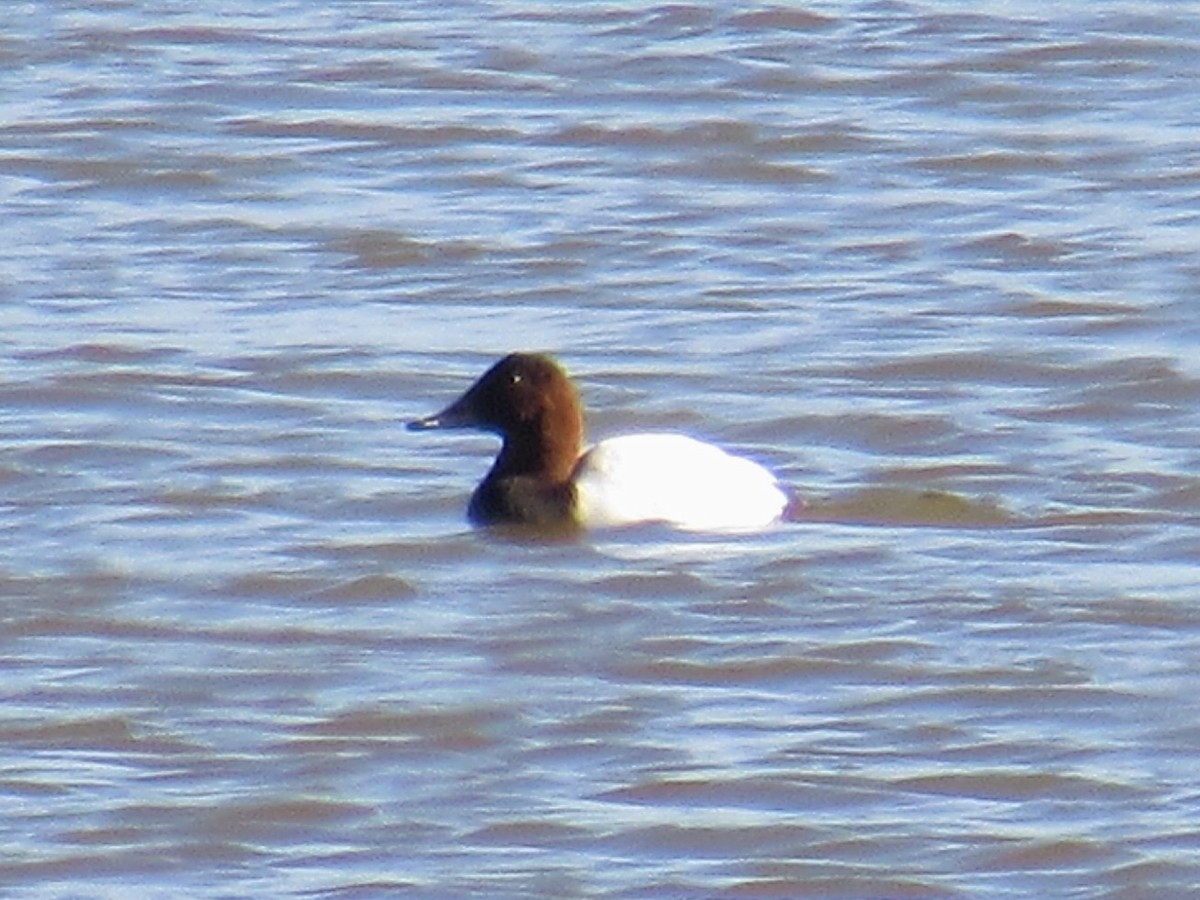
408,353 -> 793,531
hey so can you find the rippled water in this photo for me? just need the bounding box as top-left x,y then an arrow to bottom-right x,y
3,2 -> 1200,897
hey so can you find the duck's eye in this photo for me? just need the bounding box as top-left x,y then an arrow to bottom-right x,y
510,372 -> 523,385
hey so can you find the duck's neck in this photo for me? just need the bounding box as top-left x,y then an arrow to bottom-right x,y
493,430 -> 579,483
493,406 -> 583,484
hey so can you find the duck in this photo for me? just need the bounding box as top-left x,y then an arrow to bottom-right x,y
408,353 -> 795,531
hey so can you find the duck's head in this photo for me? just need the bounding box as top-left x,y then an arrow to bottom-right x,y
408,354 -> 584,476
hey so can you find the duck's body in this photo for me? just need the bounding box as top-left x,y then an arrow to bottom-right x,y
573,433 -> 789,530
409,353 -> 792,532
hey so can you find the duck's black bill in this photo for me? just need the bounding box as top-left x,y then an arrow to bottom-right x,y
407,415 -> 444,431
407,398 -> 476,431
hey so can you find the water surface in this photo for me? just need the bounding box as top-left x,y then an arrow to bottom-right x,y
3,2 -> 1200,897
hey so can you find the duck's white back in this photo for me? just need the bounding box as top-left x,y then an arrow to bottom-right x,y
573,433 -> 788,531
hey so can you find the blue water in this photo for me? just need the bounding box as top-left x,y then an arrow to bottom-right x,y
3,2 -> 1200,897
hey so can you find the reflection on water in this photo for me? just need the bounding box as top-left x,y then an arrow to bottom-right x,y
3,1 -> 1200,897
802,487 -> 1015,527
